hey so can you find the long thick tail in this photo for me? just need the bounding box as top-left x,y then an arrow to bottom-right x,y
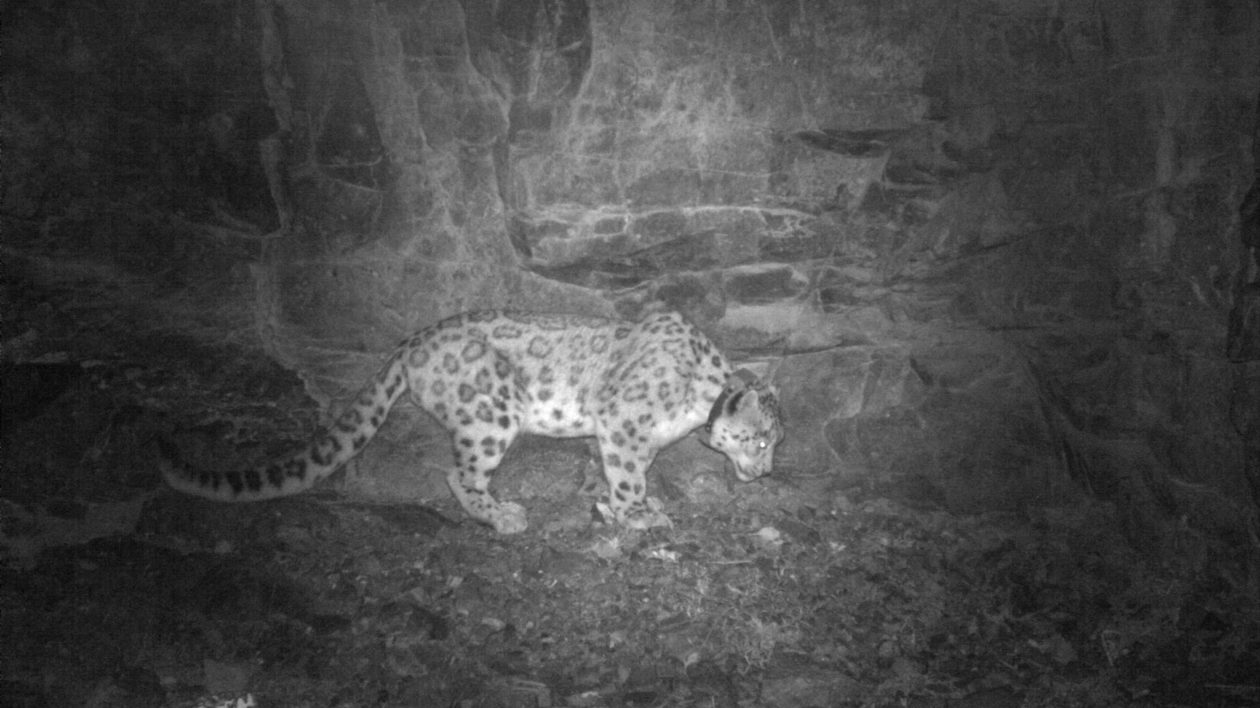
158,351 -> 410,501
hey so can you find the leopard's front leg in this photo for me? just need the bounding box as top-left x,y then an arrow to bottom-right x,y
596,437 -> 672,530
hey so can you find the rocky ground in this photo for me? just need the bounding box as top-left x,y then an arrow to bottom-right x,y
2,343 -> 1259,708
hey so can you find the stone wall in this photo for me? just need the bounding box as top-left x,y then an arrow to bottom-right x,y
2,0 -> 1257,552
485,0 -> 1257,552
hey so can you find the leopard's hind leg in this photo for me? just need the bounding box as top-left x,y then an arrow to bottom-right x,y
446,423 -> 528,534
409,342 -> 529,534
439,352 -> 529,534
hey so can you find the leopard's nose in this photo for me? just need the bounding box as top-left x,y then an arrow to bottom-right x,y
730,459 -> 769,482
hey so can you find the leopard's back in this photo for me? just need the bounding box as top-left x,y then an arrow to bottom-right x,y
405,310 -> 624,439
407,309 -> 731,440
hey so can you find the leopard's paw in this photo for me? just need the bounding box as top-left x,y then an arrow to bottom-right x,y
490,501 -> 529,534
620,497 -> 673,531
623,510 -> 672,530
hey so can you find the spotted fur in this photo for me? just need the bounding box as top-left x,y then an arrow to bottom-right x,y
159,309 -> 784,533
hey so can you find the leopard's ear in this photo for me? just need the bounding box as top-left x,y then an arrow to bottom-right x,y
729,370 -> 779,405
727,386 -> 779,421
708,369 -> 774,428
729,369 -> 760,390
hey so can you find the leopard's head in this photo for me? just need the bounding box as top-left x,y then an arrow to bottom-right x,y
703,370 -> 784,482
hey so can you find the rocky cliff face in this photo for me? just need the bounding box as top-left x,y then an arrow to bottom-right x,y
3,0 -> 1257,553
